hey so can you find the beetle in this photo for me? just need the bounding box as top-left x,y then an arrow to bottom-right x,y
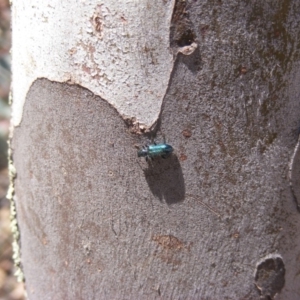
137,138 -> 174,161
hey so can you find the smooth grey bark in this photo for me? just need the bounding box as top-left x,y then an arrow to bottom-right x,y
12,1 -> 300,299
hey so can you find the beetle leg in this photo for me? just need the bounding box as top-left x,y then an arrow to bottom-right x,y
150,136 -> 157,145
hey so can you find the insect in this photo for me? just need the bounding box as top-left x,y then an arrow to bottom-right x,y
137,137 -> 174,161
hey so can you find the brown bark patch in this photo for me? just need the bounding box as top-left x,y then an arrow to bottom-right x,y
182,129 -> 192,138
152,234 -> 185,251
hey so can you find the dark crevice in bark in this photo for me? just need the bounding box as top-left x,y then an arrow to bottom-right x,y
170,0 -> 196,51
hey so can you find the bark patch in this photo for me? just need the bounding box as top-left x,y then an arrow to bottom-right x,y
254,254 -> 285,299
152,234 -> 188,266
153,234 -> 185,251
91,4 -> 104,39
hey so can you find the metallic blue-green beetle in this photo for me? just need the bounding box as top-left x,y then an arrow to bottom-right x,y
137,143 -> 174,160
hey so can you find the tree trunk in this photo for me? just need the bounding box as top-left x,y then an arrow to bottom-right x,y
11,1 -> 300,299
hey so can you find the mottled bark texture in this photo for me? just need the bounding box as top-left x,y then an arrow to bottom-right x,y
12,1 -> 300,299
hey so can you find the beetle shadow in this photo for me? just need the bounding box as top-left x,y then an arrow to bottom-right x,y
142,155 -> 185,204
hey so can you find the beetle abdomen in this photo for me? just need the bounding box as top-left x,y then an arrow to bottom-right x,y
148,144 -> 173,156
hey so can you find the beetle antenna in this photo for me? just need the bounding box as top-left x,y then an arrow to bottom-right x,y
151,135 -> 154,144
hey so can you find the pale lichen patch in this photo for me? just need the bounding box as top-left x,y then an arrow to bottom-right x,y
178,42 -> 198,56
